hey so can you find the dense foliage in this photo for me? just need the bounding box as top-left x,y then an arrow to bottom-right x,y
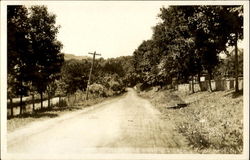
7,5 -> 134,116
7,5 -> 244,116
132,6 -> 243,92
7,5 -> 64,114
214,48 -> 243,79
59,56 -> 134,97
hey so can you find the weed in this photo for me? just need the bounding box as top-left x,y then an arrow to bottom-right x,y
140,88 -> 243,154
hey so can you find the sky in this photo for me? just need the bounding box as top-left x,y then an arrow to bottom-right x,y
45,2 -> 169,59
24,1 -> 244,59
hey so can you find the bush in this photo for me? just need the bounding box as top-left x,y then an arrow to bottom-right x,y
88,83 -> 107,97
135,83 -> 150,91
108,79 -> 125,93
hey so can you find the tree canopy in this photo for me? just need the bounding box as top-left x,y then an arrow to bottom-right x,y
7,5 -> 64,112
132,5 -> 243,91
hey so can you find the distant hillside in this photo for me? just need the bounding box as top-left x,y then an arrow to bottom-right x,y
63,53 -> 90,61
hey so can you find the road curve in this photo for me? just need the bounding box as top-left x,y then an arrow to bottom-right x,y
7,88 -> 190,154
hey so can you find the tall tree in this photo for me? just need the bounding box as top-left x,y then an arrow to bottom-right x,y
153,6 -> 202,90
134,6 -> 242,93
133,40 -> 158,86
7,5 -> 31,114
183,6 -> 240,91
28,5 -> 64,109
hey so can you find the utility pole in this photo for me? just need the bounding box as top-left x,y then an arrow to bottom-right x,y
86,51 -> 101,100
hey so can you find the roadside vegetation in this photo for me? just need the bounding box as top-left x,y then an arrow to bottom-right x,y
140,88 -> 243,154
7,6 -> 133,120
7,6 -> 134,133
132,6 -> 243,93
7,4 -> 244,153
133,6 -> 244,154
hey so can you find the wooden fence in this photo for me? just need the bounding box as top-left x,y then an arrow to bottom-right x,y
177,77 -> 243,93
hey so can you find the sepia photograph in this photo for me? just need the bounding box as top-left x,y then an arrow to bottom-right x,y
0,0 -> 249,160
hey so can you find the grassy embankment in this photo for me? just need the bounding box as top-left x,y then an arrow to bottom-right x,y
7,92 -> 121,132
139,88 -> 243,154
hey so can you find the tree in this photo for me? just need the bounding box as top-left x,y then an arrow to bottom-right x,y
55,79 -> 66,107
224,6 -> 243,92
46,81 -> 57,108
112,56 -> 139,87
182,6 -> 241,92
133,40 -> 163,87
7,5 -> 31,114
214,48 -> 243,79
28,6 -> 64,109
7,74 -> 17,116
102,58 -> 125,77
152,6 -> 202,91
60,59 -> 91,95
133,6 -> 242,93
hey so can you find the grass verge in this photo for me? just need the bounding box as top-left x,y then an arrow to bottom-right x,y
139,88 -> 243,154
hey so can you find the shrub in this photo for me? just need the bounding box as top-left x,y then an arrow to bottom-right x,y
88,83 -> 107,97
108,79 -> 124,92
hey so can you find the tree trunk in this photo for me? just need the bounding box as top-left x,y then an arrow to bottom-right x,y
32,94 -> 35,112
191,75 -> 195,93
10,98 -> 13,117
48,94 -> 50,108
67,94 -> 70,104
74,94 -> 76,104
40,92 -> 43,109
235,33 -> 239,92
59,95 -> 61,107
20,94 -> 23,115
207,71 -> 213,92
19,78 -> 23,115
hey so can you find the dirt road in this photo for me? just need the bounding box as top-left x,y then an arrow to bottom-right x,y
7,88 -> 191,154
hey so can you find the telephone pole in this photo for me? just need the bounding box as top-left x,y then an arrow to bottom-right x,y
86,51 -> 101,100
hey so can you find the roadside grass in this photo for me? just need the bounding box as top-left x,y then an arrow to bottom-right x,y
7,93 -> 120,132
139,88 -> 243,154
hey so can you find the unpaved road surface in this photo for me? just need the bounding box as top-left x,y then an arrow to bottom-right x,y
7,88 -> 191,154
